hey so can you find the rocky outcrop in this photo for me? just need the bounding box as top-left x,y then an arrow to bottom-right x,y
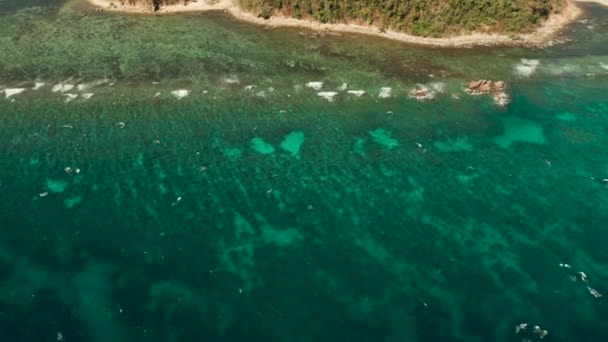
465,80 -> 506,95
465,80 -> 510,107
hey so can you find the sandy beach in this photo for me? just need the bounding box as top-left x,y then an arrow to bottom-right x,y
86,0 -> 598,47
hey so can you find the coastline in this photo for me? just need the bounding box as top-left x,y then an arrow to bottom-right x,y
86,0 -> 596,47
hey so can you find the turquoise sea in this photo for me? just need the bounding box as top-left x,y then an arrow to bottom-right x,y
1,1 -> 608,341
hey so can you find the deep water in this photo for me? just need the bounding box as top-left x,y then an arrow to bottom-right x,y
1,1 -> 608,342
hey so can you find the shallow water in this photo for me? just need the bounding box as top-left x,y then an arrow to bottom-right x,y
1,1 -> 608,342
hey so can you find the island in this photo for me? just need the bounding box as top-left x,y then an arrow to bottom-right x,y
87,0 -> 608,47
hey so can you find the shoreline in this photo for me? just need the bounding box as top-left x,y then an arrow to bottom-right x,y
86,0 -> 599,48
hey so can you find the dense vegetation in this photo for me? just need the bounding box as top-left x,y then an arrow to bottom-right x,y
125,0 -> 566,37
235,0 -> 566,36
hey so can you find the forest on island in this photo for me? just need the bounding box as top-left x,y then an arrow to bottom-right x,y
127,0 -> 566,36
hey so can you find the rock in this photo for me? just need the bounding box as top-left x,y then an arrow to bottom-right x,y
408,84 -> 435,101
494,81 -> 506,91
479,80 -> 492,93
465,80 -> 510,108
465,79 -> 498,95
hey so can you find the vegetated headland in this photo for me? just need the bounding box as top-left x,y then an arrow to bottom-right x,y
88,0 -> 605,47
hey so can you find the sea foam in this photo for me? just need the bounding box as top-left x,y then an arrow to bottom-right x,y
378,87 -> 392,99
514,59 -> 540,77
171,90 -> 190,100
347,90 -> 365,97
306,82 -> 323,91
52,83 -> 75,93
317,92 -> 338,102
3,88 -> 26,99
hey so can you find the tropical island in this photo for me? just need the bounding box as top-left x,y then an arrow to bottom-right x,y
88,0 -> 607,46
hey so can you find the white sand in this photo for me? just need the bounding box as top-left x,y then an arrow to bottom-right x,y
87,0 -> 585,47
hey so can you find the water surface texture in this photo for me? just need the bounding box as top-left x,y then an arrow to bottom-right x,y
1,1 -> 608,342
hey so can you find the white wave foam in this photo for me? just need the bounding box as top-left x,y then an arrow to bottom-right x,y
317,91 -> 338,102
64,94 -> 78,103
338,82 -> 348,91
548,64 -> 580,75
306,82 -> 324,91
379,87 -> 392,99
223,77 -> 240,84
81,93 -> 95,100
514,59 -> 540,77
347,90 -> 365,97
601,62 -> 608,71
33,82 -> 45,90
493,92 -> 511,108
77,79 -> 109,91
171,89 -> 190,100
3,88 -> 26,99
429,82 -> 446,93
52,83 -> 75,93
408,84 -> 436,101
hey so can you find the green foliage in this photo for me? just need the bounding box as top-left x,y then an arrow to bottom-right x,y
235,0 -> 566,36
